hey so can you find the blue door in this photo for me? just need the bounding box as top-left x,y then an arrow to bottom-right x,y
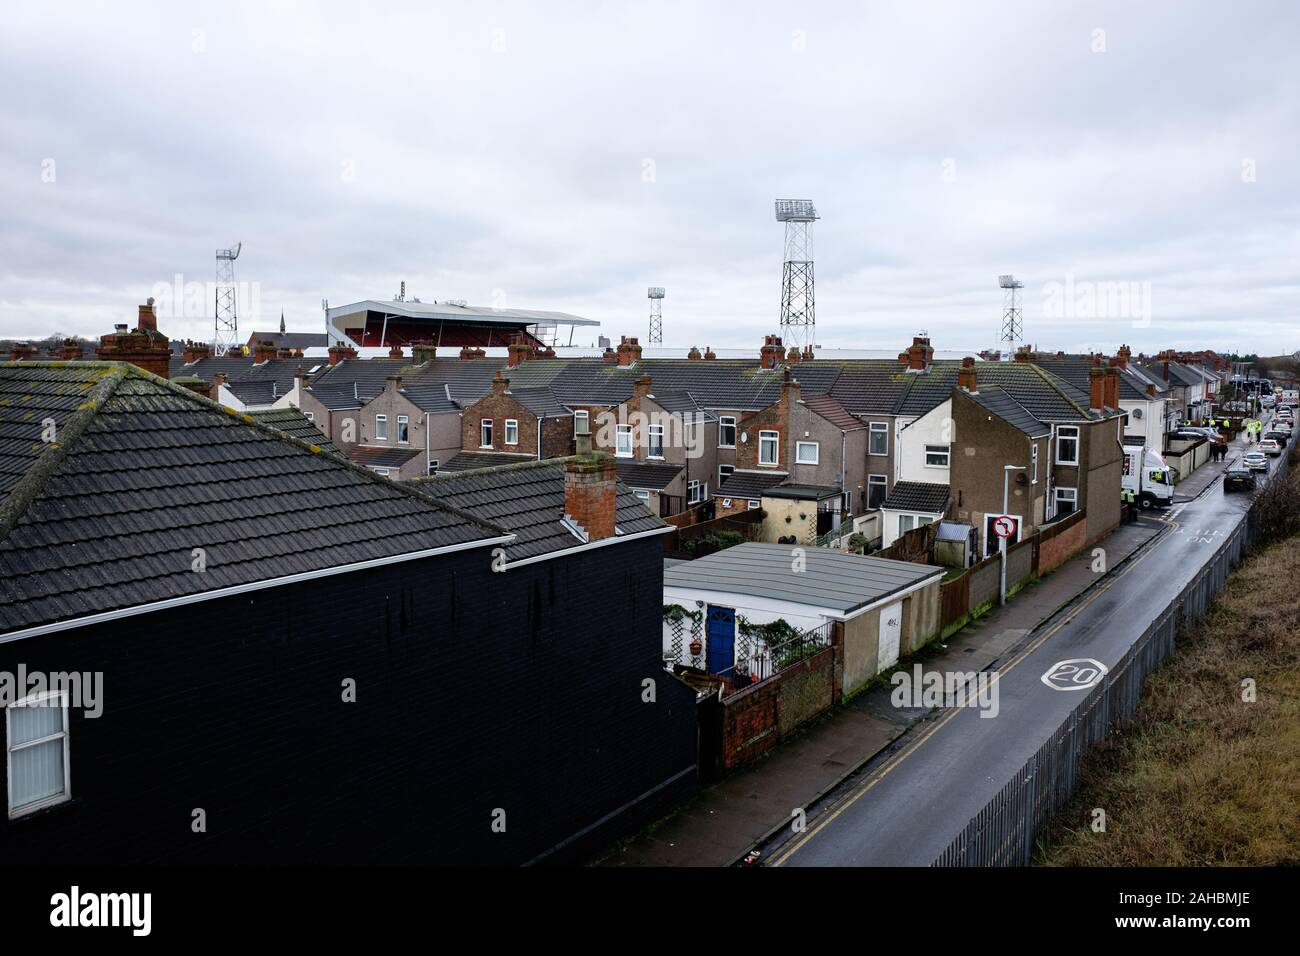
706,606 -> 735,674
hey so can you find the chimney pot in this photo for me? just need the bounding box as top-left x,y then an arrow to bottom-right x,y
1089,365 -> 1106,412
564,453 -> 617,542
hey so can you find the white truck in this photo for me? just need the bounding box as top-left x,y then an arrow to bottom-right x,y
1122,446 -> 1175,509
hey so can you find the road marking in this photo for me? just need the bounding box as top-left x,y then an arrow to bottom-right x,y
768,516 -> 1174,867
1041,658 -> 1109,692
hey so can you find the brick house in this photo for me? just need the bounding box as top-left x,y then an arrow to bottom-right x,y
458,370 -> 575,463
0,362 -> 696,865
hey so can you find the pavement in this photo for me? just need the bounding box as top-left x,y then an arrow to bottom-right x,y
593,512 -> 1166,867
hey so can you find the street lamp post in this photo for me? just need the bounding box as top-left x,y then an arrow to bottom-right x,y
1000,465 -> 1027,607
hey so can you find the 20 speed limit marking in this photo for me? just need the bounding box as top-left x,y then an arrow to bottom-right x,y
1040,658 -> 1108,692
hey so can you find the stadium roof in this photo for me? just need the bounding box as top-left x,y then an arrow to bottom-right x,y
326,300 -> 600,328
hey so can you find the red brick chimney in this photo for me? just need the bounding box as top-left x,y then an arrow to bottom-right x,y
616,336 -> 642,367
781,366 -> 801,406
386,374 -> 402,394
1115,343 -> 1131,370
10,342 -> 38,361
210,372 -> 227,402
1014,344 -> 1033,364
602,346 -> 617,363
1146,382 -> 1156,398
57,338 -> 84,361
387,343 -> 404,361
957,356 -> 977,393
902,335 -> 934,372
507,338 -> 530,368
801,344 -> 814,362
564,454 -> 617,542
786,346 -> 801,365
1104,363 -> 1120,409
328,343 -> 358,366
411,341 -> 437,364
253,340 -> 277,364
95,299 -> 172,378
182,340 -> 210,364
458,346 -> 486,361
490,370 -> 509,397
760,334 -> 784,370
704,347 -> 717,361
687,347 -> 702,361
631,374 -> 652,404
1089,362 -> 1105,412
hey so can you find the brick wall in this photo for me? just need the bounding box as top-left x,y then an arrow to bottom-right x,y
1035,509 -> 1087,575
720,644 -> 836,771
461,390 -> 539,455
0,537 -> 697,865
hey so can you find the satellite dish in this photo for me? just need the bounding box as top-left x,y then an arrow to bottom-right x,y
740,431 -> 749,444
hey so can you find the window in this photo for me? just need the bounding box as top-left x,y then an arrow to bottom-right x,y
397,415 -> 409,444
304,411 -> 314,422
925,444 -> 949,468
899,514 -> 916,534
7,692 -> 70,817
633,489 -> 651,509
372,467 -> 390,477
718,416 -> 737,448
869,422 -> 888,456
1056,426 -> 1080,465
1055,487 -> 1078,516
479,419 -> 493,448
796,441 -> 819,465
504,419 -> 519,445
375,414 -> 388,441
1031,444 -> 1039,483
722,498 -> 733,509
747,499 -> 760,510
647,424 -> 664,458
759,430 -> 779,465
867,474 -> 888,509
687,479 -> 703,504
615,424 -> 634,458
574,410 -> 589,437
718,464 -> 734,486
427,459 -> 438,476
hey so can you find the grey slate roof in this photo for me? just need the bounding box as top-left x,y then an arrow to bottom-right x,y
614,460 -> 683,491
414,457 -> 666,560
248,408 -> 341,455
0,362 -> 507,636
350,445 -> 422,469
762,483 -> 842,501
440,450 -> 534,472
966,386 -> 1050,438
718,471 -> 786,500
664,542 -> 942,615
244,331 -> 328,350
1030,355 -> 1152,402
881,480 -> 950,514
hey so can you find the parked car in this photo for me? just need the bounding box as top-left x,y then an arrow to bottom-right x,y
1263,430 -> 1289,445
1243,450 -> 1269,472
1260,438 -> 1282,457
1223,467 -> 1256,493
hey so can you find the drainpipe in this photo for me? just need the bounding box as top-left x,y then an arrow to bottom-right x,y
536,416 -> 543,460
425,412 -> 431,475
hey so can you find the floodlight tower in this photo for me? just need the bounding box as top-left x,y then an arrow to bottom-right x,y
647,287 -> 665,344
998,274 -> 1024,359
213,242 -> 242,356
775,199 -> 819,350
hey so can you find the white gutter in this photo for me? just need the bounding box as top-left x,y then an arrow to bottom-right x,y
0,533 -> 515,646
500,524 -> 673,570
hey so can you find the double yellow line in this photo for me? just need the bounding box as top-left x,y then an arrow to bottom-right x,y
768,514 -> 1176,867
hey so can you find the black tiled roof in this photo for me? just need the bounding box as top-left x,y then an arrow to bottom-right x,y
414,457 -> 666,560
244,332 -> 328,350
717,471 -> 786,499
1031,356 -> 1151,402
803,394 -> 866,431
966,386 -> 1050,438
440,450 -> 534,472
350,445 -> 422,469
614,460 -> 683,491
509,386 -> 572,418
881,480 -> 950,514
248,408 -> 341,455
0,362 -> 506,636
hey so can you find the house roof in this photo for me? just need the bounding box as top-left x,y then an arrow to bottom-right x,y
244,331 -> 329,350
718,470 -> 786,500
0,361 -> 507,637
762,483 -> 842,501
965,386 -> 1050,438
664,542 -> 942,616
1029,355 -> 1153,402
350,445 -> 422,469
614,460 -> 682,492
881,480 -> 950,514
802,394 -> 866,431
414,457 -> 666,560
248,408 -> 340,455
440,450 -> 535,472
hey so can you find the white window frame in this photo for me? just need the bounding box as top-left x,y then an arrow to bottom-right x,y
899,514 -> 916,534
759,430 -> 779,466
1031,444 -> 1039,483
7,690 -> 71,819
867,474 -> 888,509
1055,486 -> 1078,514
615,424 -> 634,458
718,464 -> 734,486
574,410 -> 589,437
1056,426 -> 1080,465
868,421 -> 889,456
372,466 -> 390,477
397,415 -> 409,445
718,416 -> 737,448
479,419 -> 493,448
427,459 -> 438,476
633,489 -> 651,508
687,479 -> 707,504
795,441 -> 819,465
747,499 -> 760,510
304,411 -> 314,422
647,423 -> 665,459
374,414 -> 388,441
924,444 -> 950,468
504,419 -> 519,446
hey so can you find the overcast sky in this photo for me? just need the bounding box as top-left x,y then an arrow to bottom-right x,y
2,0 -> 1297,355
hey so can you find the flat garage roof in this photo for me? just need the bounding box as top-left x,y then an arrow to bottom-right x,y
664,542 -> 943,615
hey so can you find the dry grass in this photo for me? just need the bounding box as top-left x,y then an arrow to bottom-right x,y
1036,532 -> 1300,866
